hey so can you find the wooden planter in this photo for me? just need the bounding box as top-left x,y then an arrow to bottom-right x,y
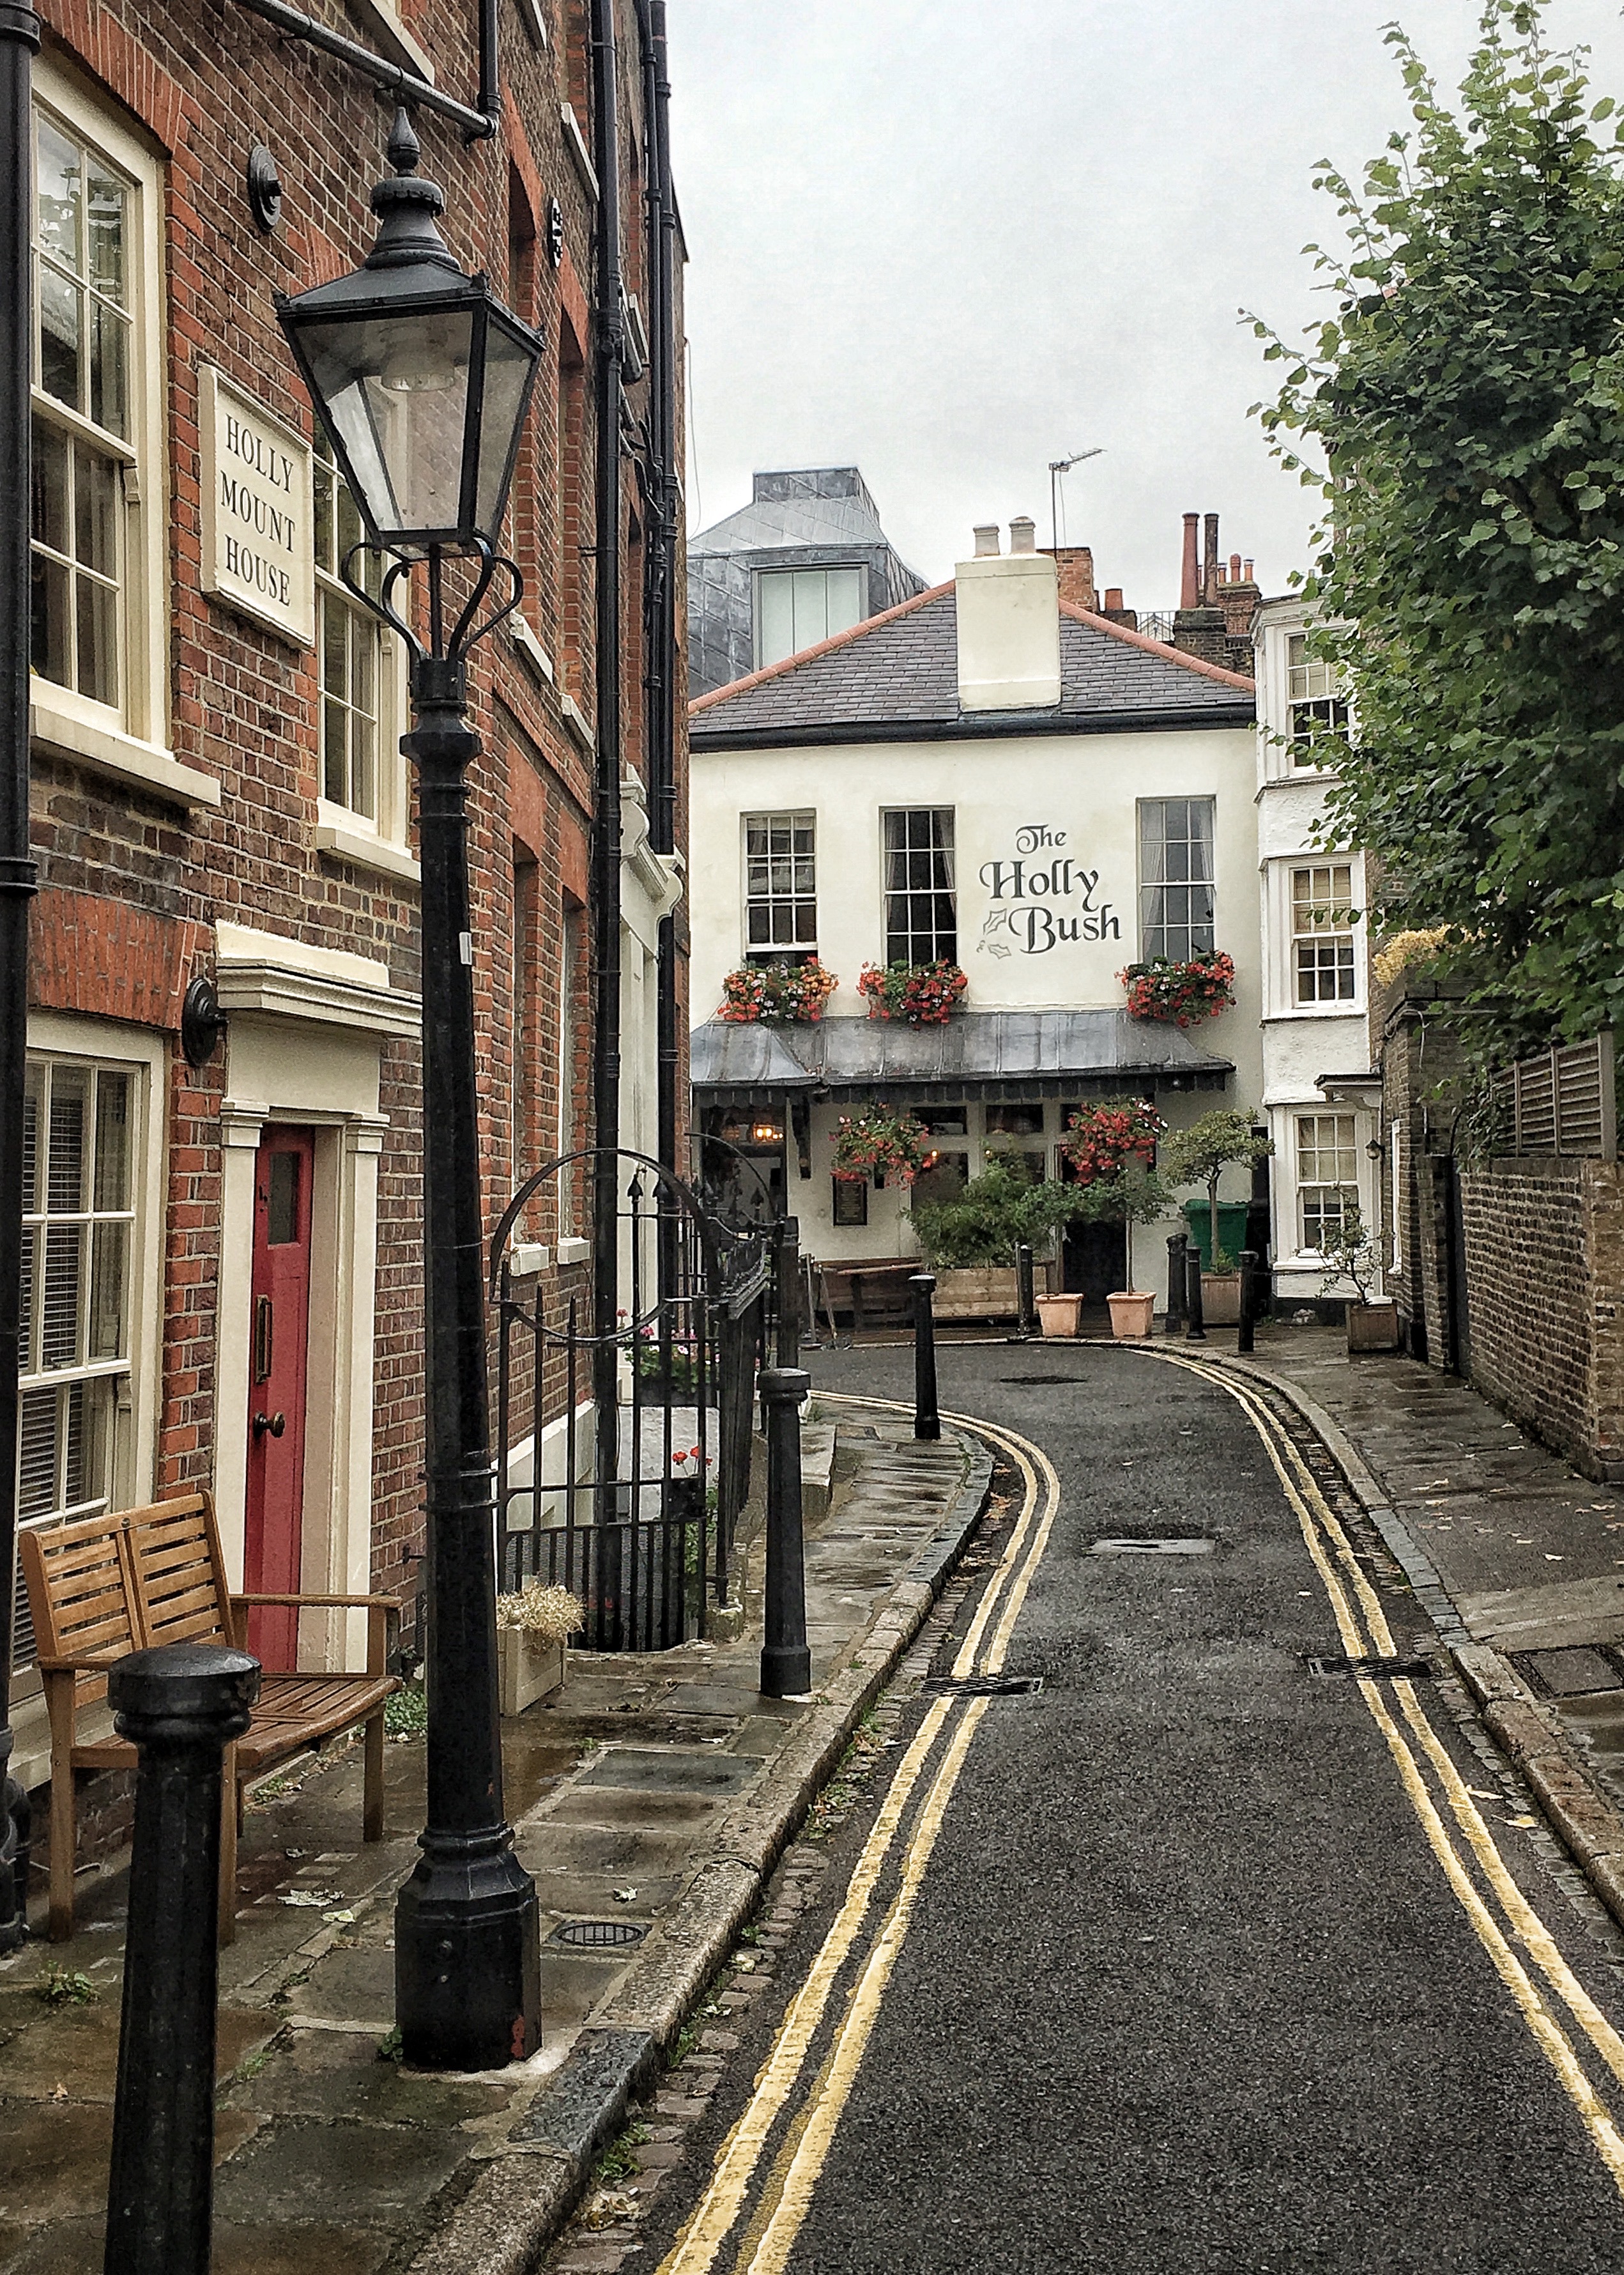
1034,1293 -> 1084,1338
1201,1272 -> 1243,1325
497,1630 -> 567,1717
933,1266 -> 1019,1320
1347,1299 -> 1400,1353
1107,1292 -> 1155,1340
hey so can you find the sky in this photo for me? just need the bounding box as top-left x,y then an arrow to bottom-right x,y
666,1 -> 1624,608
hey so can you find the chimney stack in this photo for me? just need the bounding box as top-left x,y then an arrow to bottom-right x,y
1180,513 -> 1200,611
1043,545 -> 1098,612
1203,513 -> 1220,605
956,520 -> 1061,711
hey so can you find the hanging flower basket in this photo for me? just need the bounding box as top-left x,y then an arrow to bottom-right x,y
1060,1098 -> 1168,1184
717,958 -> 839,1024
832,1106 -> 931,1187
857,960 -> 968,1026
1119,951 -> 1236,1028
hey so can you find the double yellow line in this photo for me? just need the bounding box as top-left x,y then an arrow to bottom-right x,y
1144,1346 -> 1624,2196
656,1399 -> 1060,2275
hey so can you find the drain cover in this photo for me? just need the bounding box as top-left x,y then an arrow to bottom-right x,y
1091,1536 -> 1213,1557
1306,1654 -> 1433,1679
551,1918 -> 647,1949
927,1673 -> 1045,1697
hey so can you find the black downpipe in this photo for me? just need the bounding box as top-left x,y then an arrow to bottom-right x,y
0,0 -> 40,1954
590,0 -> 625,1509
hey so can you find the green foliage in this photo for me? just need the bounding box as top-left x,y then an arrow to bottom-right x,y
908,1153 -> 1082,1268
1253,3 -> 1624,1056
384,1679 -> 427,1739
37,1967 -> 98,2007
1064,1163 -> 1176,1229
1318,1202 -> 1382,1304
595,2121 -> 650,2185
1162,1111 -> 1272,1265
376,2025 -> 404,2064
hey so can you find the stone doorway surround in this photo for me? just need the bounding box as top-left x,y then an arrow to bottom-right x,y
214,921 -> 420,1674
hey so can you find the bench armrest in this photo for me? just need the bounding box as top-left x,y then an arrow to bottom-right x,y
230,1592 -> 402,1610
36,1649 -> 131,1672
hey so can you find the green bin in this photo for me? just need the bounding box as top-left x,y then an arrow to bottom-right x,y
1181,1201 -> 1251,1271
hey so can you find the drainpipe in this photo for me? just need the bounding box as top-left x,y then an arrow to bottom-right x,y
590,0 -> 625,1501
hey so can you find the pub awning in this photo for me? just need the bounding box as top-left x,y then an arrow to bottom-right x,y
691,1010 -> 1233,1105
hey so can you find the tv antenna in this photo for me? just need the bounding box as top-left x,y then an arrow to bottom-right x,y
1048,449 -> 1104,553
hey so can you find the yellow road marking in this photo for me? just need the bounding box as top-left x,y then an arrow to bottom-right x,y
741,1701 -> 990,2274
656,1401 -> 1055,2275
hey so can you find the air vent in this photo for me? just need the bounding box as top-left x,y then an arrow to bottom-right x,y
551,1918 -> 646,1950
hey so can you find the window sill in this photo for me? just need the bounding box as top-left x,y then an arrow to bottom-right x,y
1264,1005 -> 1366,1022
556,1236 -> 591,1266
561,691 -> 596,755
509,613 -> 556,685
31,693 -> 221,810
344,0 -> 436,81
315,808 -> 422,886
560,104 -> 599,201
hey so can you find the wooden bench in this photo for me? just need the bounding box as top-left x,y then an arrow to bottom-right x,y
20,1490 -> 401,1943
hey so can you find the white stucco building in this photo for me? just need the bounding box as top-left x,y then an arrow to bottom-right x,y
687,519 -> 1277,1311
1252,597 -> 1378,1312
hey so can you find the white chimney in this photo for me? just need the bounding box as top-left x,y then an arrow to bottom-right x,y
955,518 -> 1061,711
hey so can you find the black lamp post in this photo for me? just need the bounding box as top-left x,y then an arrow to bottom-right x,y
279,111 -> 544,2071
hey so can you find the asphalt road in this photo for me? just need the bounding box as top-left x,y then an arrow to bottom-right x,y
640,1339 -> 1624,2275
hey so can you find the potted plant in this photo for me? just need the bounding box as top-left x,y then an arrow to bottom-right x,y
909,1153 -> 1078,1323
857,959 -> 969,1025
1119,950 -> 1236,1029
1059,1097 -> 1167,1182
1162,1109 -> 1273,1326
1071,1164 -> 1177,1339
832,1105 -> 931,1188
494,1580 -> 584,1716
717,957 -> 839,1024
1319,1203 -> 1399,1352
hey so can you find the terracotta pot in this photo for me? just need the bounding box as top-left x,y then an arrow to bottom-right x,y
1107,1291 -> 1155,1341
1034,1293 -> 1084,1338
497,1630 -> 567,1717
1347,1299 -> 1400,1353
1200,1272 -> 1243,1325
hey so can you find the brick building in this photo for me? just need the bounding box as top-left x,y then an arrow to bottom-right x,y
17,0 -> 686,1808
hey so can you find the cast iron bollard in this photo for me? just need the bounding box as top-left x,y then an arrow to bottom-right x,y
910,1272 -> 940,1442
1014,1243 -> 1036,1340
1184,1244 -> 1206,1342
776,1217 -> 802,1366
1237,1249 -> 1258,1354
1165,1233 -> 1188,1335
104,1642 -> 261,2275
759,1367 -> 813,1699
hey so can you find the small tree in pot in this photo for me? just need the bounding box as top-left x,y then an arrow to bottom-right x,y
1070,1164 -> 1177,1338
1162,1109 -> 1272,1271
1319,1201 -> 1399,1351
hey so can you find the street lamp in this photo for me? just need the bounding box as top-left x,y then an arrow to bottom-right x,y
279,109 -> 544,2071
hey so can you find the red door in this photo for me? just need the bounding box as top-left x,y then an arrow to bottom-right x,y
245,1128 -> 315,1670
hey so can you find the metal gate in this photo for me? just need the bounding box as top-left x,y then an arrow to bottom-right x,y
490,1148 -> 769,1651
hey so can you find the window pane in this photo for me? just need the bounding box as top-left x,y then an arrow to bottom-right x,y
19,1385 -> 60,1519
31,417 -> 68,553
825,567 -> 862,638
757,571 -> 795,668
76,571 -> 117,706
89,1221 -> 126,1359
351,714 -> 375,821
75,442 -> 118,576
313,459 -> 335,575
38,265 -> 81,410
93,1071 -> 130,1210
22,1063 -> 40,1214
90,300 -> 127,438
268,1150 -> 301,1245
36,118 -> 80,271
323,594 -> 348,697
47,1066 -> 88,1210
323,699 -> 347,802
41,1222 -> 82,1369
30,551 -> 68,684
85,162 -> 126,303
20,1226 -> 36,1369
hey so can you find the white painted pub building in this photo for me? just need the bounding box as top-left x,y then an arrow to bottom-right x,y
687,520 -> 1375,1313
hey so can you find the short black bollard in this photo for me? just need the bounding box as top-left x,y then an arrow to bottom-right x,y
1165,1232 -> 1188,1334
776,1216 -> 802,1367
1237,1249 -> 1258,1354
759,1367 -> 813,1699
1184,1244 -> 1206,1342
1014,1243 -> 1037,1340
104,1642 -> 261,2275
910,1272 -> 940,1442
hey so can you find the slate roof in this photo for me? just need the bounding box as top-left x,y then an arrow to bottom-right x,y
689,487 -> 902,559
689,589 -> 1255,747
691,1011 -> 1233,1099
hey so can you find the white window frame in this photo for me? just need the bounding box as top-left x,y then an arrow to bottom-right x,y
1137,797 -> 1216,964
1390,1117 -> 1403,1274
1286,631 -> 1351,769
1291,862 -> 1358,1008
1294,1110 -> 1360,1256
15,1014 -> 165,1691
742,810 -> 818,959
26,66 -> 202,806
882,806 -> 957,967
311,435 -> 415,881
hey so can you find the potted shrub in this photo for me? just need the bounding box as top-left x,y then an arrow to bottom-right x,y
1162,1109 -> 1273,1327
910,1153 -> 1078,1323
717,958 -> 838,1024
1059,1097 -> 1167,1183
495,1580 -> 584,1716
1071,1164 -> 1177,1339
1119,950 -> 1236,1029
857,959 -> 969,1025
1320,1203 -> 1399,1352
832,1105 -> 931,1189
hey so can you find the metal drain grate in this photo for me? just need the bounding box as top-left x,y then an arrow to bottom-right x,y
551,1918 -> 647,1949
1091,1536 -> 1213,1557
926,1673 -> 1045,1697
1306,1654 -> 1434,1680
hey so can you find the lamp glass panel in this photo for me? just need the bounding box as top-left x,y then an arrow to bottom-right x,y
474,316 -> 538,536
300,305 -> 475,537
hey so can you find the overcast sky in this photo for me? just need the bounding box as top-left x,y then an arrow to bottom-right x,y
667,1 -> 1624,607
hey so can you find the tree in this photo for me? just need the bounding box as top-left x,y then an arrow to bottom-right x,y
1068,1164 -> 1177,1294
1161,1111 -> 1272,1271
908,1153 -> 1081,1269
1255,1 -> 1624,1058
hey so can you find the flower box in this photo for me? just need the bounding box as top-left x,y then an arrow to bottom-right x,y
497,1630 -> 566,1717
1201,1271 -> 1243,1325
1347,1299 -> 1400,1353
717,959 -> 838,1024
933,1265 -> 1029,1320
1120,952 -> 1236,1028
832,1106 -> 931,1187
857,960 -> 968,1026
